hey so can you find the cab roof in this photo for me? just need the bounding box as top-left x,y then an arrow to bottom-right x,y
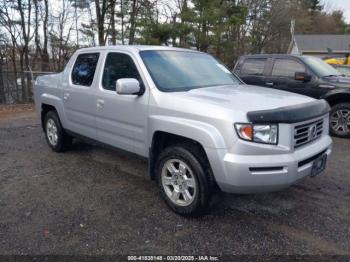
238,54 -> 322,63
76,45 -> 199,54
239,54 -> 304,59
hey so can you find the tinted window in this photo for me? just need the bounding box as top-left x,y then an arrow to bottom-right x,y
272,59 -> 305,77
71,53 -> 99,86
140,51 -> 240,92
241,59 -> 266,75
102,53 -> 142,91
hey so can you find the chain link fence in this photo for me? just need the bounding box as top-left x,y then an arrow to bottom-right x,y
0,71 -> 56,104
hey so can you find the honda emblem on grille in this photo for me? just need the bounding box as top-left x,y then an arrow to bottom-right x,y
308,125 -> 317,139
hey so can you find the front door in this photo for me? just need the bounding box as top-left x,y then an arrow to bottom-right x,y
265,58 -> 317,97
95,52 -> 149,157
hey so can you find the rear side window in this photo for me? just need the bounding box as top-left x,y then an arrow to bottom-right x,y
102,53 -> 142,91
272,59 -> 305,78
71,53 -> 100,86
241,58 -> 266,75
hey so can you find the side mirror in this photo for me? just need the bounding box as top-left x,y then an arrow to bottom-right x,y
295,72 -> 312,82
116,78 -> 142,95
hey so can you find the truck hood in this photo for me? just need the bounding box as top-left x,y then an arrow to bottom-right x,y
170,84 -> 314,113
322,75 -> 350,85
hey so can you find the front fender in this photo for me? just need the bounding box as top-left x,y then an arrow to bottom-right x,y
148,115 -> 226,149
322,89 -> 350,101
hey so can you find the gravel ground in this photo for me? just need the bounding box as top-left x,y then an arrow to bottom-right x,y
0,111 -> 349,256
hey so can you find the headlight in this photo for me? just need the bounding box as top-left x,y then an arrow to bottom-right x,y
234,123 -> 278,145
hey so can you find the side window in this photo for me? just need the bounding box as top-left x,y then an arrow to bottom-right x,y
241,58 -> 266,75
102,53 -> 142,91
272,59 -> 305,78
71,53 -> 100,86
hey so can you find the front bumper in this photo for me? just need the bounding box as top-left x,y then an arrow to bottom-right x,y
206,135 -> 332,194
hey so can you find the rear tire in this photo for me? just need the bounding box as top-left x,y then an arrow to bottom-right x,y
330,103 -> 350,138
155,144 -> 211,216
44,111 -> 72,152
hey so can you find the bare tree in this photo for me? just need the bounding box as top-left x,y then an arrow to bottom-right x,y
95,0 -> 110,45
119,0 -> 126,44
109,0 -> 117,44
129,0 -> 140,45
41,0 -> 50,71
49,0 -> 76,71
33,0 -> 41,68
0,40 -> 7,103
0,0 -> 21,101
17,0 -> 33,101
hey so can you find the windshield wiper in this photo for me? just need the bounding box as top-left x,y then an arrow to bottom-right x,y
324,74 -> 342,77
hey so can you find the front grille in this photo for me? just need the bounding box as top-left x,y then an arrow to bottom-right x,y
294,119 -> 323,148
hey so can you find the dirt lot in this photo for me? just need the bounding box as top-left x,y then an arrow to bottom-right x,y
0,110 -> 349,256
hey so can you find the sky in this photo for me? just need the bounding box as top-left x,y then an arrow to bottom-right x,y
322,0 -> 350,23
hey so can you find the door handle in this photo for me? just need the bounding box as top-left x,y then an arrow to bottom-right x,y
63,92 -> 70,100
97,99 -> 105,109
265,82 -> 274,86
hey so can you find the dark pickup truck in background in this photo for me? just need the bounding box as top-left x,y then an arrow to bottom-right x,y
234,54 -> 350,138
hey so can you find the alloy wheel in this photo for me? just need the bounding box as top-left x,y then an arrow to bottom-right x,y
330,109 -> 350,135
161,159 -> 197,207
46,118 -> 58,146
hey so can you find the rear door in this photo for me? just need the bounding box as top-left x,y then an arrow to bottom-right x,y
235,58 -> 268,87
265,58 -> 314,96
95,51 -> 149,156
63,52 -> 100,139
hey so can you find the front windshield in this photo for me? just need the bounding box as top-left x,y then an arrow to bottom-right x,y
303,56 -> 341,77
140,50 -> 241,92
336,67 -> 350,76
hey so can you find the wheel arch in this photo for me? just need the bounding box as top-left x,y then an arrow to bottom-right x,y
148,116 -> 225,184
324,92 -> 350,107
41,104 -> 57,131
40,93 -> 67,131
149,131 -> 218,189
148,116 -> 226,150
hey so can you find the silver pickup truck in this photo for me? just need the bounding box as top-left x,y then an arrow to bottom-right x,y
34,46 -> 332,216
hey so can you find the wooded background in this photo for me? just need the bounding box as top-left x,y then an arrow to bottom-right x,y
0,0 -> 349,104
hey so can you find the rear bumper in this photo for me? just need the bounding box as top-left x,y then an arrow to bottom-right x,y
206,136 -> 332,194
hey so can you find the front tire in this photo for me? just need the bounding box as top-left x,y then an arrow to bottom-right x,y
44,111 -> 72,152
330,103 -> 350,138
155,144 -> 211,216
